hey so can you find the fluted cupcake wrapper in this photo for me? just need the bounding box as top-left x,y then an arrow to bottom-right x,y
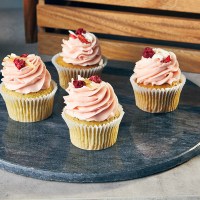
0,80 -> 58,122
130,74 -> 186,113
52,53 -> 107,89
62,105 -> 124,150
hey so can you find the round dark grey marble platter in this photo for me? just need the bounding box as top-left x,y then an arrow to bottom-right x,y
0,60 -> 200,183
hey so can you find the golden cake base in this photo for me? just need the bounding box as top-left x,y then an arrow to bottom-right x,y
56,56 -> 98,69
62,105 -> 124,150
130,74 -> 186,113
0,81 -> 57,122
52,54 -> 107,89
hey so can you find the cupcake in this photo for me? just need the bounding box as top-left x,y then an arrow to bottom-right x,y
0,53 -> 57,122
130,47 -> 186,113
62,75 -> 124,150
52,28 -> 107,89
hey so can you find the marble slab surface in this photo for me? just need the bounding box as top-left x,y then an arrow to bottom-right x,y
0,62 -> 199,183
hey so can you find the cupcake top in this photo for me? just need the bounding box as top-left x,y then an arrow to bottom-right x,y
63,75 -> 119,122
60,28 -> 102,66
132,47 -> 181,86
1,53 -> 51,94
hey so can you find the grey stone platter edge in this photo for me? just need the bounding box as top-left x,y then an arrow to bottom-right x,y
0,143 -> 199,183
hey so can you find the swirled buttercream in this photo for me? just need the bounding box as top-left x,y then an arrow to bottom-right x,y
1,53 -> 51,94
60,29 -> 102,66
63,76 -> 119,121
133,48 -> 181,85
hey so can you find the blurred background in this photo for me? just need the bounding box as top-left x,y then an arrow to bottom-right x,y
0,0 -> 22,9
0,0 -> 50,62
0,0 -> 199,86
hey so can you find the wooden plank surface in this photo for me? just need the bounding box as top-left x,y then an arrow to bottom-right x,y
38,32 -> 200,73
69,0 -> 200,14
37,5 -> 200,44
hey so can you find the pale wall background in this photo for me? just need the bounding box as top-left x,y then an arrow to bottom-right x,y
0,0 -> 22,9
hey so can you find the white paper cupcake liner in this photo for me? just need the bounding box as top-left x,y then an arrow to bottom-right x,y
62,105 -> 124,150
130,74 -> 186,113
0,80 -> 58,122
52,53 -> 107,89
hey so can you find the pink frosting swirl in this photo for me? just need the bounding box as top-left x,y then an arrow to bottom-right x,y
63,76 -> 119,121
133,48 -> 181,85
60,30 -> 102,66
1,54 -> 51,94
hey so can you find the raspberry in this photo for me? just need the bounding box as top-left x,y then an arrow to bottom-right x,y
163,55 -> 171,63
20,53 -> 28,58
13,58 -> 25,70
75,28 -> 86,35
74,28 -> 89,43
89,75 -> 102,83
69,34 -> 77,39
78,35 -> 90,44
143,47 -> 155,58
73,80 -> 86,88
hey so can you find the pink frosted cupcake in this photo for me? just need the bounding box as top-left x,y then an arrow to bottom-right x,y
0,53 -> 57,122
62,75 -> 124,150
52,28 -> 107,89
130,47 -> 186,113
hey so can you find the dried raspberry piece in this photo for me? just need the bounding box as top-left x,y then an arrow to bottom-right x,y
13,58 -> 26,70
69,34 -> 77,39
75,28 -> 86,35
20,53 -> 28,58
78,34 -> 90,44
89,75 -> 102,83
163,55 -> 171,63
73,80 -> 86,88
143,47 -> 155,58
